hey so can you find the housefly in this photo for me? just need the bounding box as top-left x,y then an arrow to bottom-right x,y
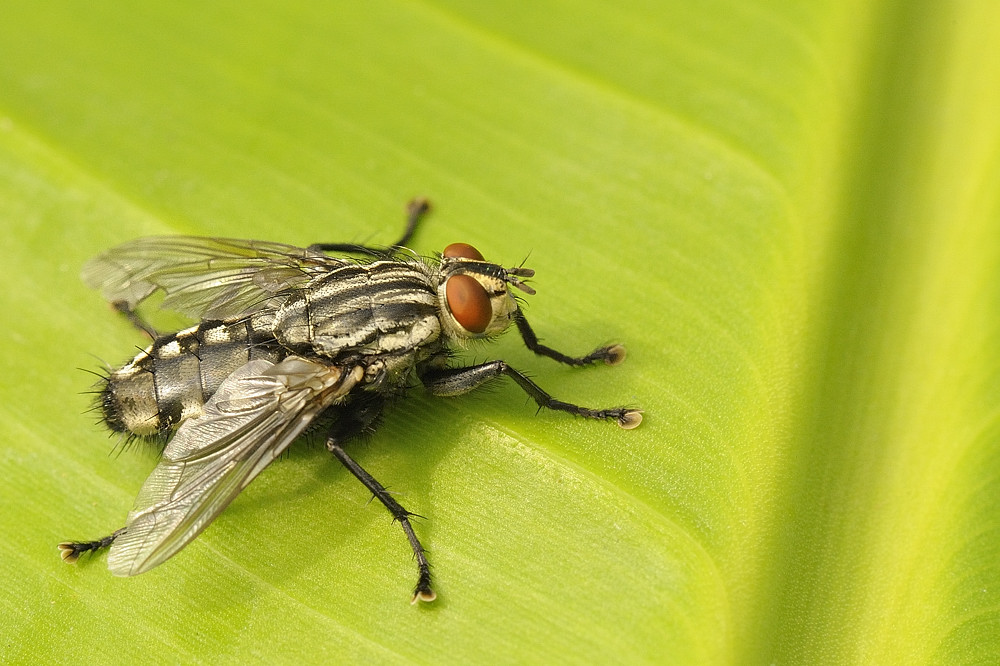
59,199 -> 641,603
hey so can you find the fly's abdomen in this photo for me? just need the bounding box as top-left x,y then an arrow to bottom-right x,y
101,313 -> 283,436
275,261 -> 442,359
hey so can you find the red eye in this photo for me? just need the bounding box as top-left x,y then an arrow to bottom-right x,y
443,243 -> 485,261
446,274 -> 491,333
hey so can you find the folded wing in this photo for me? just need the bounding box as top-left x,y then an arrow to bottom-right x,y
82,236 -> 347,319
108,356 -> 363,576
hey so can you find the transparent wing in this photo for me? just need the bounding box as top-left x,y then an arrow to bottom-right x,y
82,236 -> 347,319
107,356 -> 363,576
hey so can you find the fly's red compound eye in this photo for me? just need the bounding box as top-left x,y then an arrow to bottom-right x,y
443,243 -> 484,261
445,274 -> 491,333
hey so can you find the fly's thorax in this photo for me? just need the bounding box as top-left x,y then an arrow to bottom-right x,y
435,243 -> 533,342
273,260 -> 442,359
100,314 -> 283,436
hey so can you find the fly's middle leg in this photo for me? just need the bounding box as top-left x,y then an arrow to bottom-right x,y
421,362 -> 642,429
325,397 -> 436,603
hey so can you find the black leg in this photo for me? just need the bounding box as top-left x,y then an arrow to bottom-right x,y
514,310 -> 626,367
112,301 -> 158,339
308,197 -> 430,256
421,362 -> 642,429
58,527 -> 127,562
325,398 -> 436,603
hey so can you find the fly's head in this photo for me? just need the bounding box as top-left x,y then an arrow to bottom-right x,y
437,243 -> 535,342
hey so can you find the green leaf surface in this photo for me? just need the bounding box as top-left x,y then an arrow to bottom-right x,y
1,1 -> 998,663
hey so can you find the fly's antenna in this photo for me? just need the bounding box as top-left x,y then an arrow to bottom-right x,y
505,266 -> 535,295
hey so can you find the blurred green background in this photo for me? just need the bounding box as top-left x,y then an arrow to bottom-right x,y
1,1 -> 998,663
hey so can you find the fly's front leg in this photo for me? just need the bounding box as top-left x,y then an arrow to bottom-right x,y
308,197 -> 430,256
325,395 -> 435,603
421,362 -> 642,429
514,310 -> 625,367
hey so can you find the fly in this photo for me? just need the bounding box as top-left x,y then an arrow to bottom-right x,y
58,198 -> 642,603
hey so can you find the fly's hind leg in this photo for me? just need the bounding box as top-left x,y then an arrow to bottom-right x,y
325,395 -> 436,604
308,197 -> 430,256
58,527 -> 127,563
421,361 -> 642,429
112,301 -> 158,339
